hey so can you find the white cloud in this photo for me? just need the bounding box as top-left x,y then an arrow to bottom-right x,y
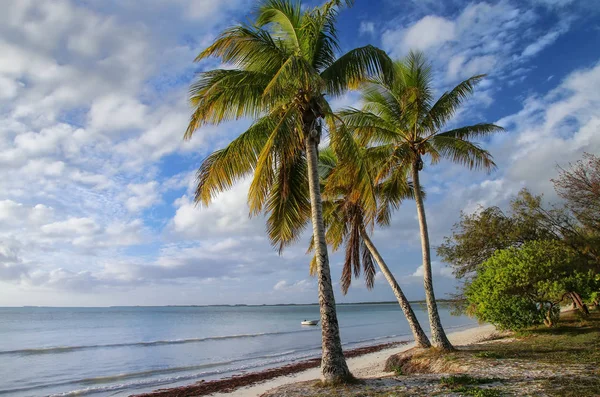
88,95 -> 148,132
382,15 -> 455,57
359,21 -> 375,36
521,19 -> 571,58
408,261 -> 454,280
125,182 -> 161,212
381,0 -> 571,101
171,177 -> 263,238
273,279 -> 314,292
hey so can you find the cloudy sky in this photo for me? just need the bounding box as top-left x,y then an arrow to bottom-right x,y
1,0 -> 599,307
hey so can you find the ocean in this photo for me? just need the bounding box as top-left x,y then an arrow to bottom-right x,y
0,304 -> 478,396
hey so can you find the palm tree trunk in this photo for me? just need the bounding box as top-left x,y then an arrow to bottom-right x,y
305,133 -> 352,383
360,229 -> 431,348
411,159 -> 454,350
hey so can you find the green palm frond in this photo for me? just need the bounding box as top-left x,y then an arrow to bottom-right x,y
256,0 -> 302,50
436,123 -> 504,140
431,135 -> 496,172
262,55 -> 321,99
321,46 -> 392,96
339,108 -> 399,146
248,107 -> 302,215
398,51 -> 433,107
266,152 -> 311,253
422,75 -> 485,134
195,117 -> 272,204
186,70 -> 272,137
318,147 -> 337,179
376,173 -> 415,226
196,25 -> 288,72
361,83 -> 405,126
326,118 -> 377,216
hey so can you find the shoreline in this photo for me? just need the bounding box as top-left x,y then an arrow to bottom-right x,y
132,341 -> 409,397
133,323 -> 495,397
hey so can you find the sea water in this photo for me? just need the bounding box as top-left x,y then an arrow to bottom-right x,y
0,304 -> 477,396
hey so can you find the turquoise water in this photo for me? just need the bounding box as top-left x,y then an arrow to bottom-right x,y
0,304 -> 477,396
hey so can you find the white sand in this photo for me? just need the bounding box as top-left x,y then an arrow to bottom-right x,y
210,324 -> 496,397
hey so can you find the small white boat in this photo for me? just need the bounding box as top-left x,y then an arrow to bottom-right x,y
301,319 -> 319,326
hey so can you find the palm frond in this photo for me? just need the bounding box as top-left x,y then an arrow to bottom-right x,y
309,253 -> 318,276
436,123 -> 504,140
248,107 -> 303,215
262,55 -> 321,100
431,135 -> 496,172
266,152 -> 311,252
195,117 -> 272,205
186,70 -> 272,136
321,45 -> 392,96
339,107 -> 399,146
361,238 -> 376,290
318,146 -> 338,179
256,0 -> 302,51
422,75 -> 485,134
195,25 -> 288,72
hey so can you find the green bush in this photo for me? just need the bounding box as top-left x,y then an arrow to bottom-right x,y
465,240 -> 596,330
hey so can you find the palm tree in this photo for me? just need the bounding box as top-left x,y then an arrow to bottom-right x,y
184,0 -> 392,382
316,148 -> 432,348
339,52 -> 503,350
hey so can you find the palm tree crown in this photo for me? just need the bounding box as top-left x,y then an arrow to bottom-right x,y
187,0 -> 391,251
341,51 -> 501,179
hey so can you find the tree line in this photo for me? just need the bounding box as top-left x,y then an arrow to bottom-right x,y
184,0 -> 505,384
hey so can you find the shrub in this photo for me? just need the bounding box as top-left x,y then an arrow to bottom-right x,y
465,241 -> 596,330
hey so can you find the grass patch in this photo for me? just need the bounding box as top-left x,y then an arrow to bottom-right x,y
440,374 -> 498,387
309,385 -> 408,397
473,310 -> 600,396
474,351 -> 504,359
541,376 -> 600,397
452,386 -> 503,396
479,310 -> 600,366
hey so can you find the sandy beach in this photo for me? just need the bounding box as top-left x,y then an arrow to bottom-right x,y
138,323 -> 496,397
216,324 -> 496,397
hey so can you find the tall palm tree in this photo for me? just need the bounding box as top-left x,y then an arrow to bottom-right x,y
340,52 -> 503,350
316,148 -> 432,348
184,0 -> 392,382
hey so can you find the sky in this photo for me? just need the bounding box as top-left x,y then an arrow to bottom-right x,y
1,0 -> 599,307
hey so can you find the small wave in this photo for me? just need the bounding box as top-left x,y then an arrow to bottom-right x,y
0,329 -> 320,356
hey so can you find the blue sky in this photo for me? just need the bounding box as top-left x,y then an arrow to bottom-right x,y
0,0 -> 599,306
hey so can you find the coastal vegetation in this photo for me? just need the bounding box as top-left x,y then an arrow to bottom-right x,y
440,154 -> 600,330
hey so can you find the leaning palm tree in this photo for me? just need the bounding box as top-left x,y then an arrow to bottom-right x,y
184,0 -> 392,382
340,52 -> 503,350
316,148 -> 432,348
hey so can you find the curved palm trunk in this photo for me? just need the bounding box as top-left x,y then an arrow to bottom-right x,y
360,229 -> 431,348
411,160 -> 454,350
306,133 -> 352,383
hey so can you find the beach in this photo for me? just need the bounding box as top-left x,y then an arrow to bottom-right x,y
138,323 -> 496,397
